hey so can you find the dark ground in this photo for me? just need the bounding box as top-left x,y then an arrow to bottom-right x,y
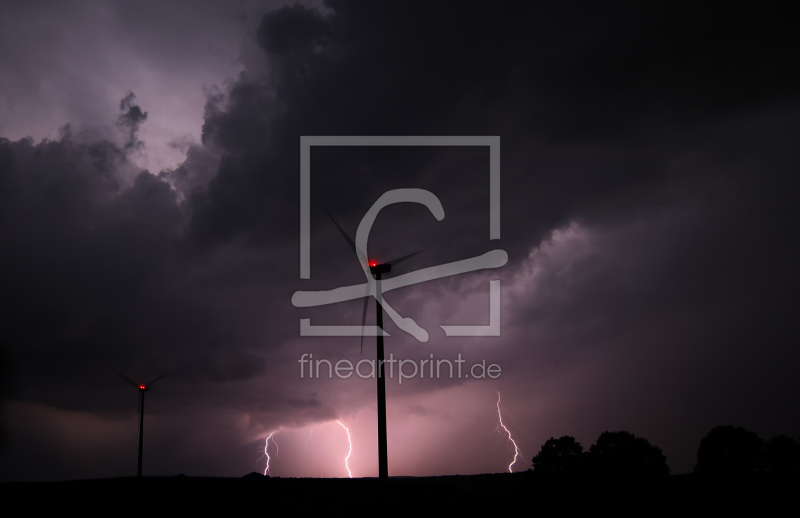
1,472 -> 796,513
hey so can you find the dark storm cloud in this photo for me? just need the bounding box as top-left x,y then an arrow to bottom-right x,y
258,2 -> 329,55
0,133 -> 179,392
514,2 -> 800,136
194,0 -> 800,264
117,92 -> 148,152
0,118 -> 298,405
187,0 -> 800,471
1,0 -> 799,479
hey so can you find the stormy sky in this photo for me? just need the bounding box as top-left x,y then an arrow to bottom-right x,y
1,0 -> 799,481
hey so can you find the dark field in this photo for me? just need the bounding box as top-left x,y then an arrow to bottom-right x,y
2,473 -> 796,513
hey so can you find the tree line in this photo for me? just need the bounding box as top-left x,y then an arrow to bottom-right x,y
530,426 -> 800,477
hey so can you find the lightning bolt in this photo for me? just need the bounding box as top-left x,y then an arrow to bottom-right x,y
496,392 -> 522,473
336,420 -> 353,478
262,432 -> 277,475
305,428 -> 315,449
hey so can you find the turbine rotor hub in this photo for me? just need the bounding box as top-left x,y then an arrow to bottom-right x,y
369,263 -> 391,275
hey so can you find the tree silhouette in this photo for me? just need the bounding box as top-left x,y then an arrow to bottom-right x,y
766,435 -> 800,476
532,436 -> 585,475
695,425 -> 765,475
587,431 -> 670,477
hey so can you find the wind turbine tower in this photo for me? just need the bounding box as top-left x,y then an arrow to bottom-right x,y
327,210 -> 419,480
115,371 -> 167,477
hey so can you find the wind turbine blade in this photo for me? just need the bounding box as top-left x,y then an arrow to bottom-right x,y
114,370 -> 138,388
146,372 -> 169,388
387,250 -> 422,268
360,278 -> 371,354
326,208 -> 370,267
325,208 -> 358,254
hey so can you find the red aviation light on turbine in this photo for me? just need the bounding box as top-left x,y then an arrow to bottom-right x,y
139,385 -> 146,390
369,260 -> 377,267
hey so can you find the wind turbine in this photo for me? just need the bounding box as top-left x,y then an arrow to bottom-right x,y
115,371 -> 168,477
326,209 -> 420,480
